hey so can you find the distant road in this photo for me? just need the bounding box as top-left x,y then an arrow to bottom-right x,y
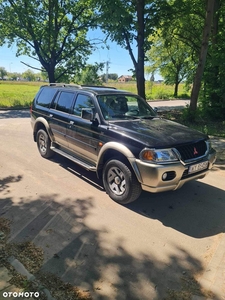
148,99 -> 190,111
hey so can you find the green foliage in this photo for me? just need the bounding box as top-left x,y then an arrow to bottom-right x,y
96,0 -> 170,98
0,67 -> 7,79
146,0 -> 225,119
0,0 -> 99,82
101,73 -> 118,82
22,69 -> 36,81
74,63 -> 104,85
180,106 -> 202,122
146,29 -> 196,97
198,2 -> 225,120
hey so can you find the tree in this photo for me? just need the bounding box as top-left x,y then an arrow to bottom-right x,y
74,63 -> 104,85
161,0 -> 223,116
190,0 -> 216,111
146,30 -> 194,97
196,0 -> 225,119
0,0 -> 99,83
0,66 -> 7,79
22,69 -> 36,81
9,72 -> 21,81
101,73 -> 118,82
96,0 -> 169,99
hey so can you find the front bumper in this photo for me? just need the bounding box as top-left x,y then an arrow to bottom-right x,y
134,148 -> 216,193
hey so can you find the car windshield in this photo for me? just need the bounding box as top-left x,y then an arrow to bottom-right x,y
97,94 -> 157,120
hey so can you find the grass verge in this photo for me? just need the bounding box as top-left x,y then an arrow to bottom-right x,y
159,110 -> 225,138
0,80 -> 190,109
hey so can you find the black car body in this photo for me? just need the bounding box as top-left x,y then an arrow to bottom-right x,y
31,84 -> 216,204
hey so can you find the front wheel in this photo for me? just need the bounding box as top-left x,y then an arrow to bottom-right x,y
37,129 -> 54,158
103,159 -> 142,204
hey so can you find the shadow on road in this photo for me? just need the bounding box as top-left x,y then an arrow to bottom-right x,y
49,154 -> 225,240
0,109 -> 30,119
51,153 -> 104,191
0,174 -> 221,300
127,180 -> 225,239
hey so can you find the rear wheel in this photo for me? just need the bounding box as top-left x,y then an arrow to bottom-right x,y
37,129 -> 54,158
103,159 -> 142,204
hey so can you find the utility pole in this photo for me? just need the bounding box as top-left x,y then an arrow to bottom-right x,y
105,61 -> 110,83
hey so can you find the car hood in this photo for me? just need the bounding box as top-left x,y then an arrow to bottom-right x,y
109,118 -> 207,147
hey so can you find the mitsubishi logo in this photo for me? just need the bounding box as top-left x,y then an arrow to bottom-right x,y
193,147 -> 198,155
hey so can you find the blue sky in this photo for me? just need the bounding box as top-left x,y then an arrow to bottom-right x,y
0,29 -> 158,80
0,41 -> 136,77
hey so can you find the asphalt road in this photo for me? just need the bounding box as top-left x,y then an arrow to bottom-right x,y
149,99 -> 191,111
0,109 -> 225,300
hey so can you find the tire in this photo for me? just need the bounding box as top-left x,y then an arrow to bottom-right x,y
103,159 -> 142,204
37,129 -> 54,158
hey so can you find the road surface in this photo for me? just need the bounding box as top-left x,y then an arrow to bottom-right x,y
0,109 -> 224,300
149,99 -> 190,111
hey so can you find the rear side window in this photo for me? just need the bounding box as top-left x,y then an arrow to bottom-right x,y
55,91 -> 75,113
36,87 -> 57,107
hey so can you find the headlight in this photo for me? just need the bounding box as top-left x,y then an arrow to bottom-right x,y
140,148 -> 178,163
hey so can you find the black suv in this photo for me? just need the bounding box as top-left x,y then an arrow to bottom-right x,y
31,83 -> 216,204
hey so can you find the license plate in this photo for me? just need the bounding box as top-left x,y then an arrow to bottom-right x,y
188,161 -> 208,174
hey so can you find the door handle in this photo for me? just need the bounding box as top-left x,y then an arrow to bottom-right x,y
49,114 -> 53,118
69,121 -> 74,125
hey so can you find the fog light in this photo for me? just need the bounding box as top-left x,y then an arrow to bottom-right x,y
162,173 -> 168,180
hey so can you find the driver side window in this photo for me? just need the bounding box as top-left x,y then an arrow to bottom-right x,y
73,94 -> 94,116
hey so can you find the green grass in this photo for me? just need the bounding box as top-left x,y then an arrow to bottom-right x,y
0,80 -> 190,108
0,81 -> 43,108
105,81 -> 190,100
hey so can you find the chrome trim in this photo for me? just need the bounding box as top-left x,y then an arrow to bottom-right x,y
51,147 -> 96,171
139,147 -> 179,164
176,140 -> 209,164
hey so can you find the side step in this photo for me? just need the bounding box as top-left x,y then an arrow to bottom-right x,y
51,147 -> 97,171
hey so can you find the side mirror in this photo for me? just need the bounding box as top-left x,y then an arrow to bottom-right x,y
81,108 -> 94,120
153,107 -> 158,113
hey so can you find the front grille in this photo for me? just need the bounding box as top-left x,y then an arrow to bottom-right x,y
175,140 -> 207,161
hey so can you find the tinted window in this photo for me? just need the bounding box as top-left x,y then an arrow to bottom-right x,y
73,94 -> 94,116
97,94 -> 156,120
55,92 -> 74,113
36,87 -> 57,107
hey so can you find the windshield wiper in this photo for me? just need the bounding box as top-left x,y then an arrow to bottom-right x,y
111,114 -> 139,120
139,115 -> 156,119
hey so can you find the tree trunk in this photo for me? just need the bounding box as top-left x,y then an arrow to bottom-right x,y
190,0 -> 216,111
210,0 -> 220,107
174,82 -> 178,98
136,0 -> 146,99
47,65 -> 56,83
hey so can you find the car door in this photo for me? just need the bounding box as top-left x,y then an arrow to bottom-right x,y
67,93 -> 102,164
48,91 -> 75,148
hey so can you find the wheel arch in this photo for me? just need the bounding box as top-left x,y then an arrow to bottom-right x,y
96,142 -> 142,183
33,117 -> 53,142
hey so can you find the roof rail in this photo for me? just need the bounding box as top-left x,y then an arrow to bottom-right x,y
81,85 -> 117,89
49,83 -> 82,88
